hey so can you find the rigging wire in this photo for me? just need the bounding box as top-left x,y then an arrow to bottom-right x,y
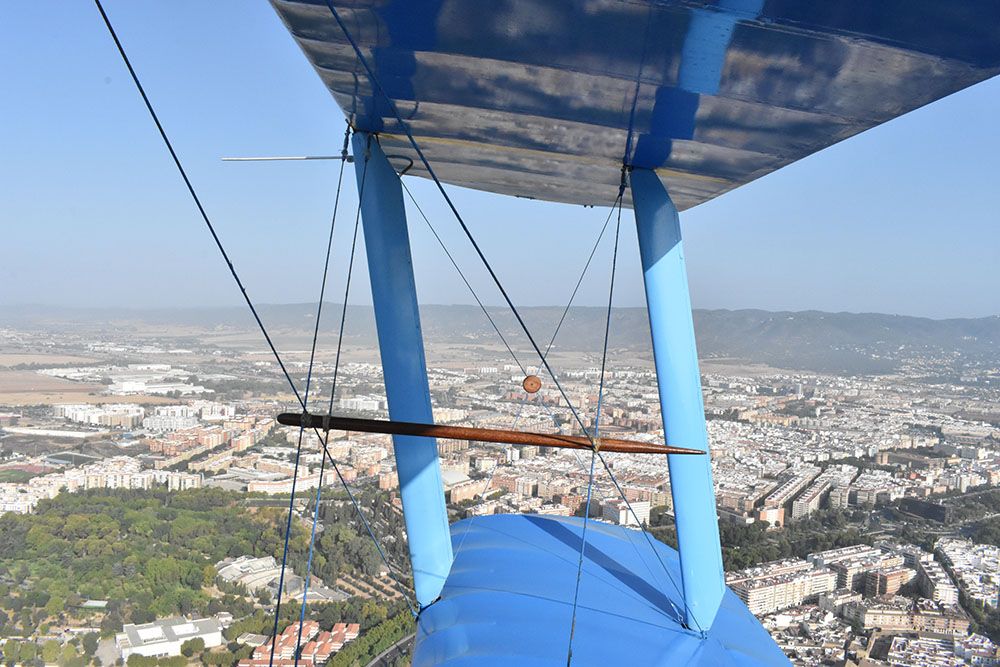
325,139 -> 367,419
267,367 -> 308,665
400,179 -> 527,376
400,173 -> 622,562
90,1 -> 417,634
540,201 -> 619,362
92,0 -> 308,413
292,124 -> 353,663
320,0 -> 697,622
519,193 -> 679,610
399,176 -> 622,562
297,450 -> 328,646
325,5 -> 581,410
319,20 -> 690,616
621,2 -> 656,170
399,173 -> 681,624
271,128 -> 357,667
98,0 -> 698,640
88,0 -> 330,650
534,400 -> 680,620
566,200 -> 623,666
314,142 -> 420,616
322,1 -> 610,450
307,139 -> 419,616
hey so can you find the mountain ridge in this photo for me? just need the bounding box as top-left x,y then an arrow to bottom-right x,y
4,304 -> 998,375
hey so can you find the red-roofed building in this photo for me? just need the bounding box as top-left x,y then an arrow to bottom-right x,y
242,621 -> 319,665
238,621 -> 361,667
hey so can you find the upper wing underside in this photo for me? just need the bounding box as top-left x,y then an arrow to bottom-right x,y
271,0 -> 1000,210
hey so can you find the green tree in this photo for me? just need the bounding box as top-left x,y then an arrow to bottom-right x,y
18,642 -> 37,664
126,654 -> 157,667
59,643 -> 82,667
181,638 -> 205,657
4,640 -> 21,664
45,596 -> 66,617
201,650 -> 234,667
42,640 -> 62,663
82,633 -> 100,657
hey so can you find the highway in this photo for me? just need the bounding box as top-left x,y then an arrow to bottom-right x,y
365,632 -> 415,667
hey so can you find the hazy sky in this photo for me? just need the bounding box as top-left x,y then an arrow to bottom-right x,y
2,2 -> 999,319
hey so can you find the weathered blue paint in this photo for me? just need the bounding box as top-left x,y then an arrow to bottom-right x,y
631,0 -> 764,167
631,168 -> 723,632
273,0 -> 1000,209
352,132 -> 452,607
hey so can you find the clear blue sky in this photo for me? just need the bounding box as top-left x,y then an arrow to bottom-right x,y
2,1 -> 998,319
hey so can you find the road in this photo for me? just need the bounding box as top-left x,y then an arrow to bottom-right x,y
365,632 -> 415,667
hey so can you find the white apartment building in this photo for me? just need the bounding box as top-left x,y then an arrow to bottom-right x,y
601,499 -> 650,527
117,617 -> 223,659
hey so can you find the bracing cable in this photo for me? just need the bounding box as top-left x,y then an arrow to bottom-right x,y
566,201 -> 623,666
92,0 -> 308,412
588,197 -> 694,629
272,130 -> 356,667
400,179 -> 528,376
323,0 -> 697,617
621,2 -> 656,170
322,1 -> 614,450
535,400 -> 679,620
292,124 -> 353,663
90,4 -> 419,639
316,142 -> 420,616
540,198 -> 620,362
98,0 -> 696,636
268,421 -> 307,667
88,1 -> 323,654
325,136 -> 367,421
401,185 -> 622,569
319,20 -> 692,615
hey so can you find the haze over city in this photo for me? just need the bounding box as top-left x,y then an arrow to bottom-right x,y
2,2 -> 1000,667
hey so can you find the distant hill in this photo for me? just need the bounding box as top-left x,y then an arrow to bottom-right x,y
3,304 -> 998,375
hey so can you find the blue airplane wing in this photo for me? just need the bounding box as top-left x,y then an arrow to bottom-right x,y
271,0 -> 1000,209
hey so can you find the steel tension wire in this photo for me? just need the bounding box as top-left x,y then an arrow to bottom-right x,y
92,0 -> 307,412
323,1 -> 607,448
292,123 -> 355,663
319,143 -> 421,617
100,0 -> 695,638
534,400 -> 675,620
603,14 -> 701,626
324,3 -> 691,617
592,195 -> 694,629
541,197 -> 620,362
313,141 -> 420,617
567,196 -> 623,665
400,178 -> 528,377
87,3 -> 312,651
322,145 -> 417,617
91,2 -> 418,633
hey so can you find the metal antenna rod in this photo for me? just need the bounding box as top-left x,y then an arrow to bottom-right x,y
221,155 -> 353,162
